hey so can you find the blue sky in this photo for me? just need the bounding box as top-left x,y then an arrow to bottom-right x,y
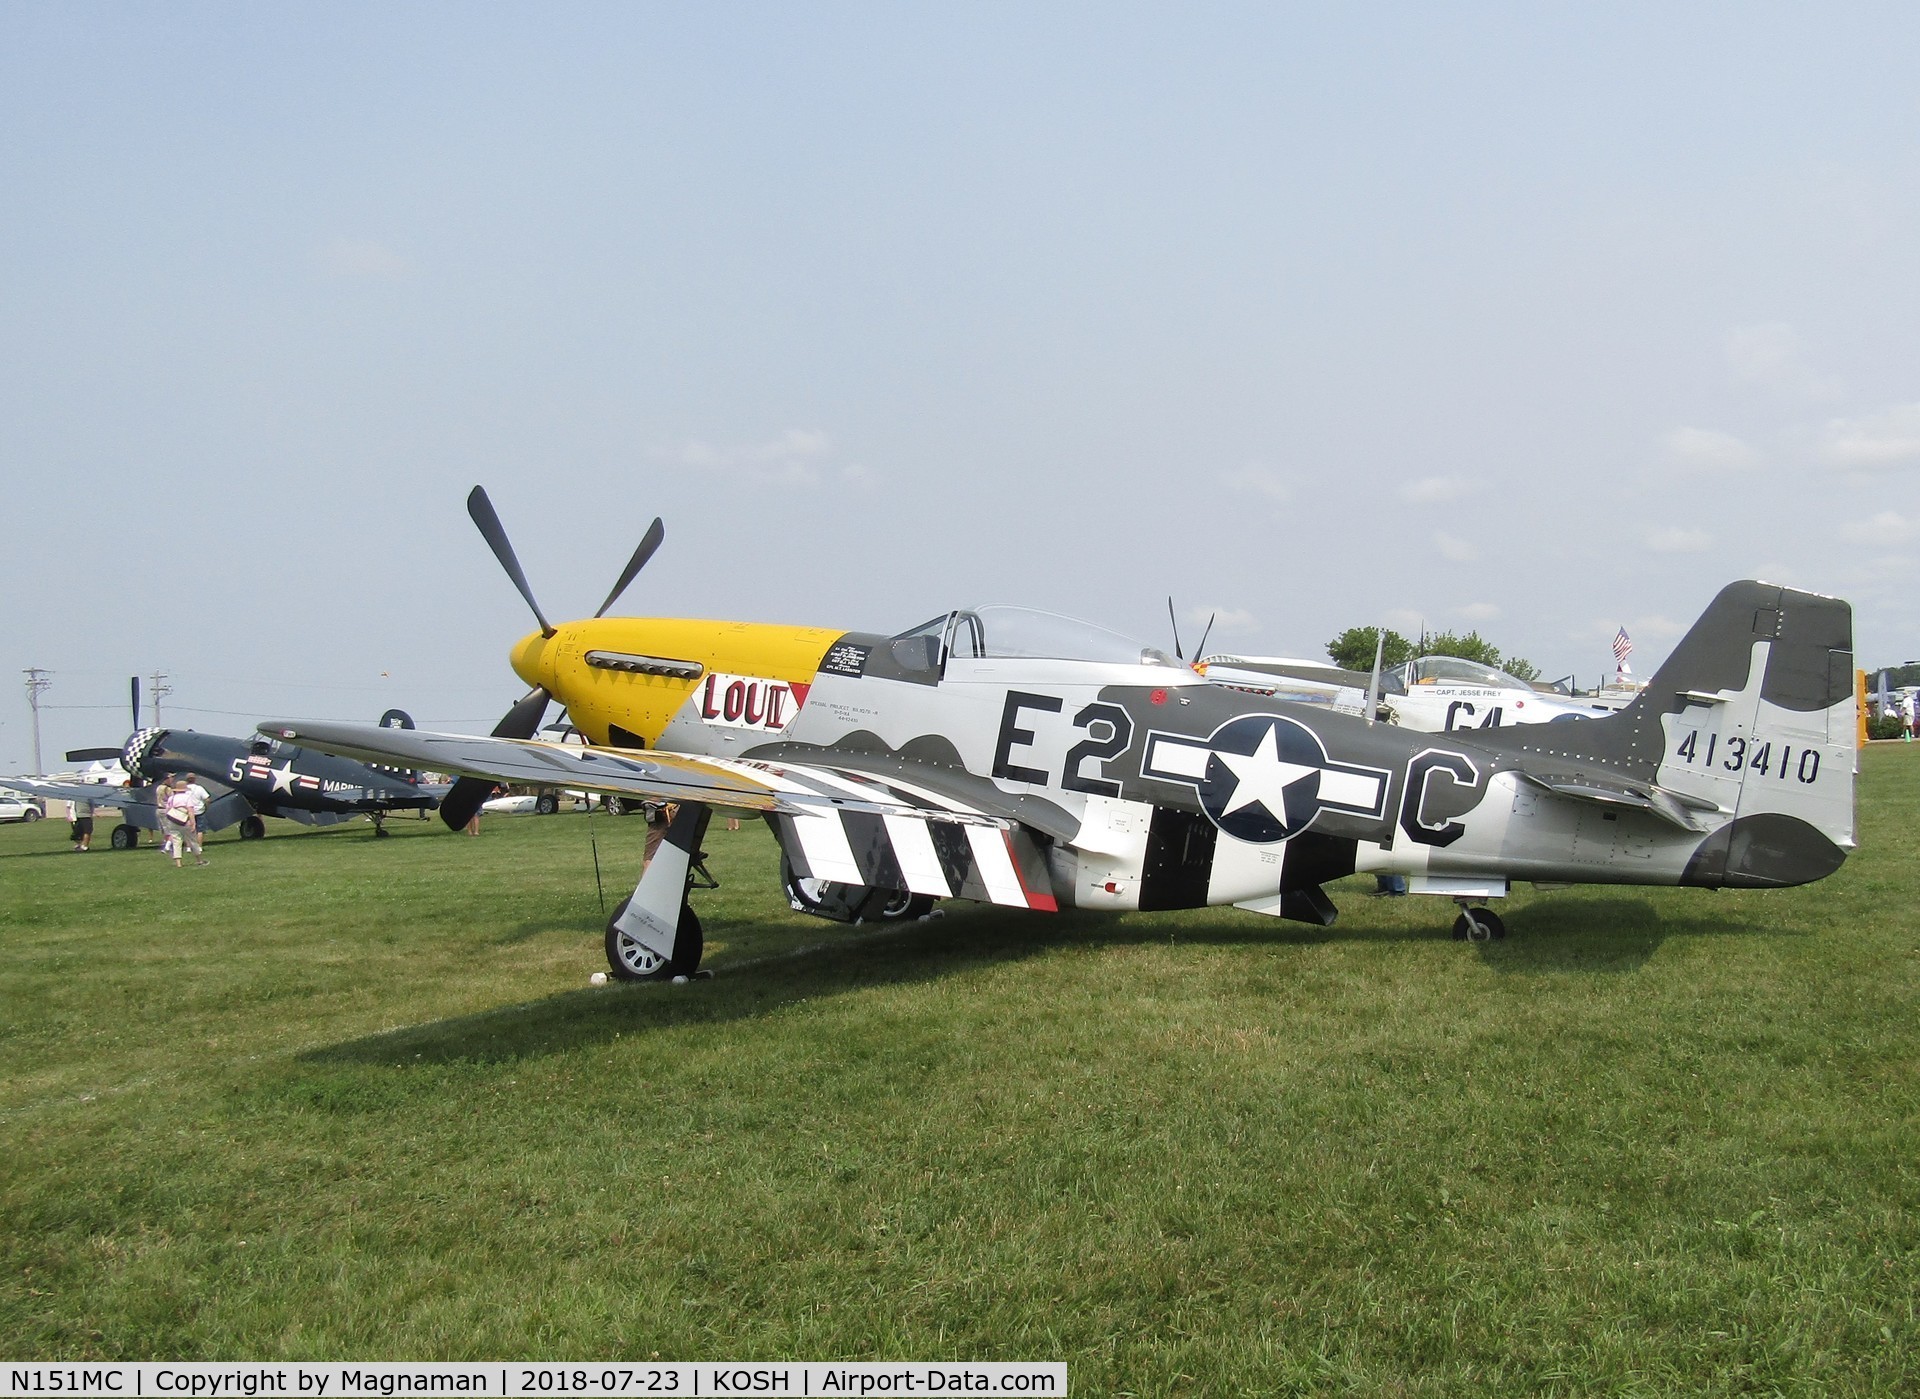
5,4 -> 1919,767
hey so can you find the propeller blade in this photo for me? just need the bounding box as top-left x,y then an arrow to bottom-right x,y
1194,612 -> 1217,661
437,686 -> 552,830
594,517 -> 665,618
131,676 -> 141,732
66,748 -> 125,763
467,486 -> 555,638
1166,597 -> 1184,660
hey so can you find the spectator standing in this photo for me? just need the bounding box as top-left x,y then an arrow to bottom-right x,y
70,795 -> 94,852
158,778 -> 191,865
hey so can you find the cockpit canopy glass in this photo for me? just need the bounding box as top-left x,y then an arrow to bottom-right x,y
893,606 -> 1182,667
1392,656 -> 1534,690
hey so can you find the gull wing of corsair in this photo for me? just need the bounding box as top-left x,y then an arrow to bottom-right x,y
271,488 -> 1858,982
7,698 -> 443,848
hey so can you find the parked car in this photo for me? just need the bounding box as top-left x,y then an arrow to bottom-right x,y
0,790 -> 47,823
480,792 -> 539,816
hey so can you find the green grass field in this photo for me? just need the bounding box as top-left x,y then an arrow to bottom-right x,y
4,750 -> 1918,1393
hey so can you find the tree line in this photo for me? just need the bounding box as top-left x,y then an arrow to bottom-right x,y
1325,626 -> 1540,683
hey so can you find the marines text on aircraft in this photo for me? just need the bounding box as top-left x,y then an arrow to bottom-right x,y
7,698 -> 442,848
268,488 -> 1860,984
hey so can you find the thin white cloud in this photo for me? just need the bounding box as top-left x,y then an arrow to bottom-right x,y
1725,322 -> 1841,399
1661,426 -> 1757,472
1222,465 -> 1291,503
1841,510 -> 1919,548
1399,475 -> 1478,504
1819,404 -> 1920,471
670,428 -> 833,486
1627,615 -> 1687,642
1584,616 -> 1685,662
1644,527 -> 1713,553
1432,531 -> 1478,563
318,238 -> 408,279
1458,602 -> 1500,622
1381,608 -> 1424,635
1186,606 -> 1257,642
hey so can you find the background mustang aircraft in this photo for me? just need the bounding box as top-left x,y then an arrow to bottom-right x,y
1201,651 -> 1618,731
268,488 -> 1859,983
8,694 -> 440,846
1197,654 -> 1402,719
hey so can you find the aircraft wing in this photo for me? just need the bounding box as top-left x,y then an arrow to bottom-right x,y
263,721 -> 1059,911
0,777 -> 143,811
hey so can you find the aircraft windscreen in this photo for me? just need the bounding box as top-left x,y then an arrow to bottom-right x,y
895,606 -> 1182,666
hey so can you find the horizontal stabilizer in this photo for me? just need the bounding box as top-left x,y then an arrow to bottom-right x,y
1514,770 -> 1719,832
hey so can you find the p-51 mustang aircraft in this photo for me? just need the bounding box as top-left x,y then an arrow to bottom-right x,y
7,692 -> 441,846
1201,651 -> 1619,731
267,489 -> 1858,983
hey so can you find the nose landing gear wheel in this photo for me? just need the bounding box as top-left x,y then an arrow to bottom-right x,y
605,899 -> 704,980
1451,907 -> 1506,941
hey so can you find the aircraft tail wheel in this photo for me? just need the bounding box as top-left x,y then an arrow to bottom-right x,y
110,824 -> 139,850
604,897 -> 704,981
239,815 -> 266,840
1451,907 -> 1506,941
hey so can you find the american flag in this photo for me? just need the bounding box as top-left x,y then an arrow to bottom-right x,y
1611,628 -> 1633,665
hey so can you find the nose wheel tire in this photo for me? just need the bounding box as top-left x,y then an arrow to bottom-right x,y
605,899 -> 704,980
1451,907 -> 1506,941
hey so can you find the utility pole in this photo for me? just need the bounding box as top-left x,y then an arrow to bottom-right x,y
23,668 -> 51,773
148,671 -> 171,728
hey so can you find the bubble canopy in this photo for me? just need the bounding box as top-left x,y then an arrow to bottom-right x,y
1390,655 -> 1535,690
892,605 -> 1184,667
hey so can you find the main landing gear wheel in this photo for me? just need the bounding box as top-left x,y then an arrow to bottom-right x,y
1452,907 -> 1506,942
110,824 -> 139,850
239,815 -> 266,840
874,888 -> 934,922
781,854 -> 932,924
534,790 -> 560,816
604,898 -> 704,981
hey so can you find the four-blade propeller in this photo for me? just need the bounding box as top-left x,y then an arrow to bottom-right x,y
437,487 -> 666,832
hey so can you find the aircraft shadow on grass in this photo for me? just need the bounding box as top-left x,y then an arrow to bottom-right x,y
300,893 -> 1802,1068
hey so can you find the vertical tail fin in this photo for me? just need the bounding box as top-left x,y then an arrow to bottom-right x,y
1624,581 -> 1855,885
1492,581 -> 1856,888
